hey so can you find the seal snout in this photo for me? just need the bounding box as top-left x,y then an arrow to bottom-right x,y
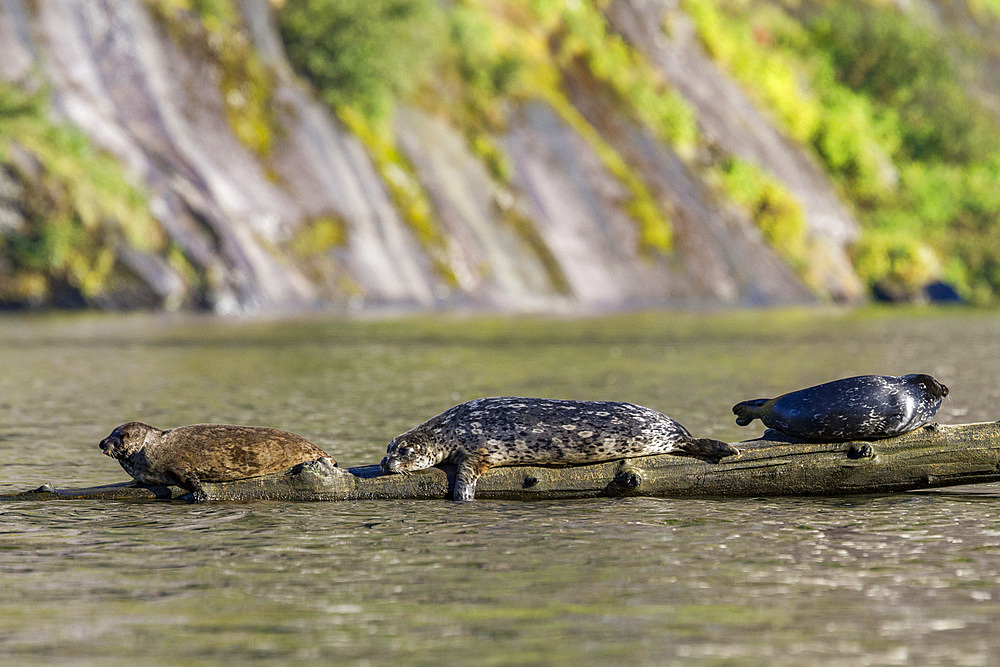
906,373 -> 949,400
381,455 -> 407,474
382,437 -> 415,474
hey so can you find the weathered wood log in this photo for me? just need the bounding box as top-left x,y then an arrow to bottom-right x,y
4,422 -> 1000,502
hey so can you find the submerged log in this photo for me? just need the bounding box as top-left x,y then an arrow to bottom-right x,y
4,422 -> 1000,502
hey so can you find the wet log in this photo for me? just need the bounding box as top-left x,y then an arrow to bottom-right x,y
4,422 -> 1000,502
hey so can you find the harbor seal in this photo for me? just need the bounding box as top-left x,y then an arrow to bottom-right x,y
380,397 -> 740,501
732,374 -> 949,442
99,422 -> 334,500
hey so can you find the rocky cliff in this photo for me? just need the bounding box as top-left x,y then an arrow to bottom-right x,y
0,0 -> 866,313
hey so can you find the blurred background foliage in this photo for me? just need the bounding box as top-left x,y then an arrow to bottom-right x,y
2,0 -> 999,307
0,83 -> 168,307
276,0 -> 1000,303
278,0 -> 445,120
682,0 -> 1000,301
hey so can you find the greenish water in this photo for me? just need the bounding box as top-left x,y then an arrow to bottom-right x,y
2,308 -> 1000,664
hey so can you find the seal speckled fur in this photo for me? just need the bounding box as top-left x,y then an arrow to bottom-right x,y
381,397 -> 740,500
99,422 -> 334,500
732,374 -> 949,442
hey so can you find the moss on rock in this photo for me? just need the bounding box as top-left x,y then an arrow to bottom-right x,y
0,82 -> 170,307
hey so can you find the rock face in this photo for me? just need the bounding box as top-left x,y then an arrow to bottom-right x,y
0,0 -> 864,313
605,0 -> 863,302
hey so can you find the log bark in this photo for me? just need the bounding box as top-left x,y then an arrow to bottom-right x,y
4,422 -> 1000,502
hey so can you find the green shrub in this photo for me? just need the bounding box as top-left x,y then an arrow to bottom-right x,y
683,0 -> 821,145
440,4 -> 522,179
290,216 -> 347,256
278,0 -> 444,120
715,157 -> 806,264
686,0 -> 1000,301
852,232 -> 940,299
809,1 -> 997,164
0,83 -> 164,305
449,5 -> 524,104
539,0 -> 698,153
975,0 -> 1000,21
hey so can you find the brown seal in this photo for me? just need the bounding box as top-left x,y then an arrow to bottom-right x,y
99,422 -> 334,500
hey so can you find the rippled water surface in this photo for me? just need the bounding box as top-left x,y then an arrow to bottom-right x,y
2,308 -> 1000,664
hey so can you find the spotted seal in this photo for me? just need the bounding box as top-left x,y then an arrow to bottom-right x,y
732,374 -> 949,442
380,397 -> 740,501
99,422 -> 334,500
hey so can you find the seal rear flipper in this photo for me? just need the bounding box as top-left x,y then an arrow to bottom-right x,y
733,399 -> 768,426
672,438 -> 740,463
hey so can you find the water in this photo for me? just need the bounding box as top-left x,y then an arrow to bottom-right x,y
1,308 -> 999,663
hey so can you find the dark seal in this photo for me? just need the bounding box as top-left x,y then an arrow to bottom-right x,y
99,422 -> 334,500
732,374 -> 949,442
380,397 -> 740,501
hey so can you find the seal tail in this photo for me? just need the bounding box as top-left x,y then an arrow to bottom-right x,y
733,399 -> 769,426
674,437 -> 740,463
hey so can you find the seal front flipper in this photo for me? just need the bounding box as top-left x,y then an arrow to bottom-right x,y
672,437 -> 740,463
452,450 -> 492,501
185,478 -> 209,502
733,398 -> 769,426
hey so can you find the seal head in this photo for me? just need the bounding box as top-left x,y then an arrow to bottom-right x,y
381,397 -> 739,501
732,373 -> 949,442
99,421 -> 152,460
381,435 -> 441,475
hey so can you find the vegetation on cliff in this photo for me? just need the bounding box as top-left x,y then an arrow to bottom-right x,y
150,0 -> 277,158
0,84 -> 173,308
2,0 -> 999,309
278,0 -> 1000,303
278,0 -> 681,262
684,0 -> 1000,302
277,0 -> 818,274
